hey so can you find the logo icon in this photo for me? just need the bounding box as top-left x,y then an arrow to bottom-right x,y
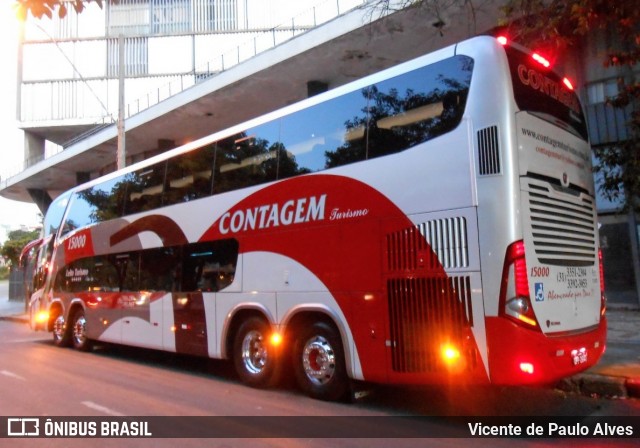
534,282 -> 545,302
7,418 -> 39,437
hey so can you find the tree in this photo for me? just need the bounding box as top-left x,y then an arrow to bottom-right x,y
14,0 -> 107,20
0,229 -> 40,268
500,0 -> 640,211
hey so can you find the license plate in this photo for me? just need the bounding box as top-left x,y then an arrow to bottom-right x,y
571,348 -> 588,366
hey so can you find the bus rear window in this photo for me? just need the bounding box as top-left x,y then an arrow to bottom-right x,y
505,46 -> 588,141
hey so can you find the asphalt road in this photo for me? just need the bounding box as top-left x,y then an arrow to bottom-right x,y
0,321 -> 638,447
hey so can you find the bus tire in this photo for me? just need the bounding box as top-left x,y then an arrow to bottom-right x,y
233,317 -> 280,388
293,321 -> 348,402
71,308 -> 92,352
52,313 -> 70,347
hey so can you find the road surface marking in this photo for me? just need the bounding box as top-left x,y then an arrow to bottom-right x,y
81,401 -> 125,416
0,370 -> 26,381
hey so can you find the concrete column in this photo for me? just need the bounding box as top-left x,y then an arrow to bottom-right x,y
23,131 -> 45,169
27,188 -> 52,215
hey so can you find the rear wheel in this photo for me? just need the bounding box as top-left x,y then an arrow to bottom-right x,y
293,321 -> 348,401
52,313 -> 70,347
71,308 -> 92,352
233,317 -> 281,388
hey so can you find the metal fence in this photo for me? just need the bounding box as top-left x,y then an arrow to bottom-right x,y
8,269 -> 25,304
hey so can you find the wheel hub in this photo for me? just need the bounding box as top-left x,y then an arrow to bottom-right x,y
241,330 -> 267,374
53,315 -> 65,341
302,336 -> 336,385
73,315 -> 87,346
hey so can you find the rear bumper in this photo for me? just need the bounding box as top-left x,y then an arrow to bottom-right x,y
485,315 -> 607,385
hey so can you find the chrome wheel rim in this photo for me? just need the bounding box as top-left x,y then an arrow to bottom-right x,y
241,330 -> 267,374
53,315 -> 65,342
73,315 -> 87,347
301,336 -> 336,385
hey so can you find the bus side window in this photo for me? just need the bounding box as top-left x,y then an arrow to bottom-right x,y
123,162 -> 167,215
64,176 -> 128,234
281,90 -> 368,172
213,121 -> 280,195
109,253 -> 140,292
164,144 -> 215,206
139,246 -> 180,292
367,56 -> 473,156
180,240 -> 239,292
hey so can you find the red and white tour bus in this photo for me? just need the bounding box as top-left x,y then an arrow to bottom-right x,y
27,35 -> 606,401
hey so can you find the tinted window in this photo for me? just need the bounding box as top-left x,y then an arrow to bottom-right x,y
55,239 -> 239,294
110,252 -> 139,292
214,122 -> 280,194
282,55 -> 473,170
54,255 -> 119,293
181,240 -> 239,292
64,176 -> 127,233
280,90 -> 369,172
44,192 -> 71,237
165,144 -> 215,206
59,57 -> 474,226
124,162 -> 167,215
365,55 -> 473,158
505,46 -> 588,140
139,246 -> 180,291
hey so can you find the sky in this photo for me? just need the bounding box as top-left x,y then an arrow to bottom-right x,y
0,1 -> 42,242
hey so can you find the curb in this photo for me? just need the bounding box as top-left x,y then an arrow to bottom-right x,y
0,315 -> 29,324
558,373 -> 640,400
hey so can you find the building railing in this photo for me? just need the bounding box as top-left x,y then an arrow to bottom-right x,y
2,0 -> 367,190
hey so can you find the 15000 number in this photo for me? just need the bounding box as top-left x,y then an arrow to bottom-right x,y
530,266 -> 550,277
67,234 -> 87,250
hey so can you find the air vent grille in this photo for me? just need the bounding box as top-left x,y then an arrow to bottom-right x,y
526,181 -> 597,266
388,276 -> 475,373
478,125 -> 501,175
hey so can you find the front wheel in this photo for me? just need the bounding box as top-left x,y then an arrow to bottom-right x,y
293,321 -> 349,401
233,317 -> 281,388
71,308 -> 92,352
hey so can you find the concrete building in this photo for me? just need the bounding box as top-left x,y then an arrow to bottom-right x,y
0,0 -> 637,307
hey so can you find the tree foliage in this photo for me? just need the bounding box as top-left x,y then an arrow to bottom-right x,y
0,229 -> 40,267
501,1 -> 640,211
13,0 -> 107,20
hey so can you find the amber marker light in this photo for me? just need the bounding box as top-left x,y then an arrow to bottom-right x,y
441,343 -> 461,364
270,333 -> 283,346
35,311 -> 49,324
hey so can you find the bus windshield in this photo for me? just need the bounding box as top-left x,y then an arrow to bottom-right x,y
505,45 -> 588,141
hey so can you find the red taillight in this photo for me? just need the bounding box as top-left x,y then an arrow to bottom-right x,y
598,248 -> 606,317
500,241 -> 540,330
511,242 -> 529,297
496,36 -> 508,46
562,77 -> 574,90
531,52 -> 551,68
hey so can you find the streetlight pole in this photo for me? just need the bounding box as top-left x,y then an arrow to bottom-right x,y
117,33 -> 126,170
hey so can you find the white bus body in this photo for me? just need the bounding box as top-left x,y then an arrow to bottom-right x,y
28,36 -> 605,400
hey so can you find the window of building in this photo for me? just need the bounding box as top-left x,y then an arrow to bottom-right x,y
152,0 -> 192,34
107,37 -> 149,77
586,79 -> 619,105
